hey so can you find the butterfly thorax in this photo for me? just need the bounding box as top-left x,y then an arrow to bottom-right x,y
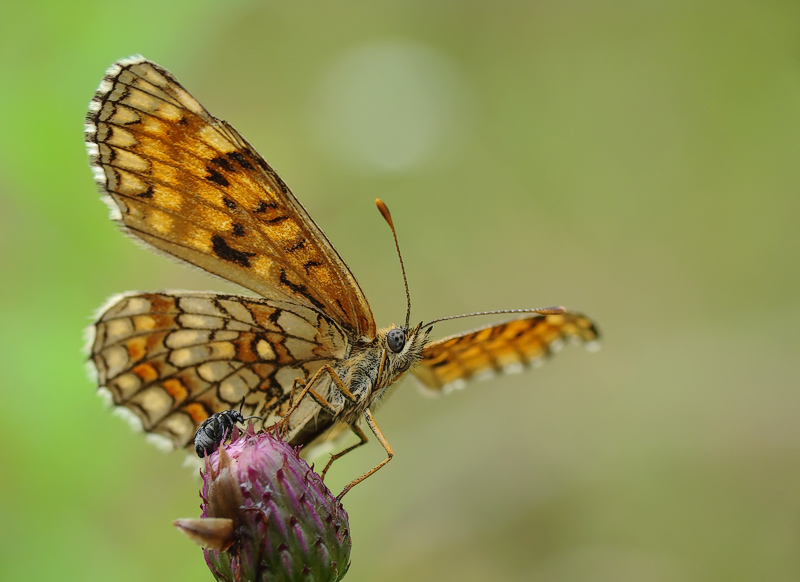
323,323 -> 430,425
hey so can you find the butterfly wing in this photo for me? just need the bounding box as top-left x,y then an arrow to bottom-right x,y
85,56 -> 375,340
89,291 -> 349,451
412,312 -> 600,392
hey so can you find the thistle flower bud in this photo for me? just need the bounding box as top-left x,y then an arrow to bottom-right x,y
175,426 -> 351,582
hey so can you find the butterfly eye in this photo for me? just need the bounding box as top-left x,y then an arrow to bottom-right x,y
386,328 -> 406,353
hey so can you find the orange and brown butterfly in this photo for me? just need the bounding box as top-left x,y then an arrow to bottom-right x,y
84,56 -> 600,497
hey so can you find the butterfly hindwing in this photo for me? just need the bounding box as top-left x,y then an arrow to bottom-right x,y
90,291 -> 349,450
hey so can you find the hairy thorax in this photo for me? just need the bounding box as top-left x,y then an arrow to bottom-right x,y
332,324 -> 429,424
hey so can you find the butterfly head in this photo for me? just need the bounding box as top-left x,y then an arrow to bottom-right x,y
377,322 -> 432,385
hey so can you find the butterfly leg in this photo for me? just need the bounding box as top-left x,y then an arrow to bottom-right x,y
320,424 -> 369,481
293,366 -> 374,482
336,409 -> 393,500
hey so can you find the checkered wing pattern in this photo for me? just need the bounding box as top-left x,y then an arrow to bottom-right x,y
90,292 -> 349,450
412,312 -> 599,392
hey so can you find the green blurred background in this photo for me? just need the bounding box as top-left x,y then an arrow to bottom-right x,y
2,1 -> 799,580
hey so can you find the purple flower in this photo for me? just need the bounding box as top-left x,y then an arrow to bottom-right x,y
175,426 -> 351,581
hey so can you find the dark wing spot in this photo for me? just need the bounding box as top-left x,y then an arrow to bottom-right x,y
303,260 -> 323,274
206,168 -> 230,187
264,215 -> 288,224
509,327 -> 528,340
228,151 -> 255,171
211,156 -> 234,172
335,297 -> 346,314
211,235 -> 256,267
267,169 -> 290,194
138,185 -> 154,199
223,197 -> 236,210
428,356 -> 450,369
268,309 -> 282,325
254,201 -> 277,214
287,238 -> 306,252
232,223 -> 245,237
279,269 -> 326,311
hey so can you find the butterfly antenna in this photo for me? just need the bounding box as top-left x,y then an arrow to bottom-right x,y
376,199 -> 412,329
423,306 -> 566,329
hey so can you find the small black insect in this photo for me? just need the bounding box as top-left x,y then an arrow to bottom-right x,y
194,409 -> 246,458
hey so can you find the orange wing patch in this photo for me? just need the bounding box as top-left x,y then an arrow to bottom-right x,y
412,312 -> 599,392
90,291 -> 348,450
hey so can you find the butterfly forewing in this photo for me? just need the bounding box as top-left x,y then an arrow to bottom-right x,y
91,291 -> 349,450
412,312 -> 599,392
86,57 -> 375,340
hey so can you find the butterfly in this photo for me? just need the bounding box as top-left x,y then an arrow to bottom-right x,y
85,56 -> 599,498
